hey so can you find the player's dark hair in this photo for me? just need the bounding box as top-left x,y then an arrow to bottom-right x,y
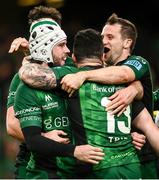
28,6 -> 62,26
73,28 -> 104,62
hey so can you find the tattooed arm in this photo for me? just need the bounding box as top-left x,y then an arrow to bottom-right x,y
19,62 -> 57,89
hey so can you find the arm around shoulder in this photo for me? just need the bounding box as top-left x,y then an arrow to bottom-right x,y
19,62 -> 57,89
84,65 -> 136,84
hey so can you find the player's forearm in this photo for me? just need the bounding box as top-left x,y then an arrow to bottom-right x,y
7,125 -> 24,141
144,124 -> 159,156
129,81 -> 143,100
6,107 -> 24,141
6,119 -> 24,141
23,126 -> 75,157
19,63 -> 57,89
133,108 -> 159,155
83,66 -> 135,84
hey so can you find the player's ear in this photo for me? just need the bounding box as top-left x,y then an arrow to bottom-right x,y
72,53 -> 77,63
123,38 -> 132,49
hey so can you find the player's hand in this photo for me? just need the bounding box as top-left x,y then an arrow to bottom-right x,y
8,37 -> 29,55
42,130 -> 70,144
74,145 -> 105,164
106,86 -> 136,116
61,72 -> 86,97
131,132 -> 146,150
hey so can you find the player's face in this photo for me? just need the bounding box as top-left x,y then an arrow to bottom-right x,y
52,40 -> 70,66
102,23 -> 126,65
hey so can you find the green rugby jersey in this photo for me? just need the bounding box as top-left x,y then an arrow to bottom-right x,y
118,55 -> 153,115
118,55 -> 156,163
74,82 -> 139,170
52,65 -> 140,171
7,73 -> 31,178
14,81 -> 72,171
7,73 -> 20,108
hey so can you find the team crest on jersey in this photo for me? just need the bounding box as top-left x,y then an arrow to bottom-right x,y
45,95 -> 52,101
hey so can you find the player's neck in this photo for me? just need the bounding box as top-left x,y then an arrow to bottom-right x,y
77,58 -> 103,68
114,51 -> 131,65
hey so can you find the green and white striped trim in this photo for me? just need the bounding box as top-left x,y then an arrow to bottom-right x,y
30,19 -> 58,32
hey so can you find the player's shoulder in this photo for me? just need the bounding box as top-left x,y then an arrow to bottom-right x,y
128,55 -> 149,64
10,72 -> 20,85
15,82 -> 39,106
16,81 -> 33,94
13,72 -> 20,80
53,65 -> 78,73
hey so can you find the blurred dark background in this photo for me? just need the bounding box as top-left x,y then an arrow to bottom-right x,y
0,0 -> 159,178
